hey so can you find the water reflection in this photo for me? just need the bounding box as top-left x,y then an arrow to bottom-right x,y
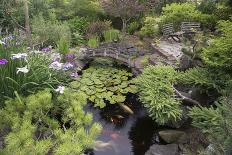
84,95 -> 162,155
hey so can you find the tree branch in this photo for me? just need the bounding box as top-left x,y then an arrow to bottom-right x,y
173,87 -> 201,106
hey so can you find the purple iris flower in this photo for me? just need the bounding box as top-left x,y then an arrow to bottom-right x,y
42,47 -> 51,53
0,59 -> 8,65
65,53 -> 75,62
70,72 -> 79,78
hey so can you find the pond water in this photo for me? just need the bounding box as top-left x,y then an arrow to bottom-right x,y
84,94 -> 166,155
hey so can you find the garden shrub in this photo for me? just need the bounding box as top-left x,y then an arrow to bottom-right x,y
70,59 -> 137,108
161,3 -> 216,30
0,88 -> 102,154
189,97 -> 232,154
103,29 -> 120,43
87,36 -> 99,48
140,16 -> 161,37
202,20 -> 232,70
136,65 -> 182,125
56,37 -> 70,55
86,20 -> 112,40
67,16 -> 89,45
178,67 -> 231,92
32,15 -> 71,46
127,21 -> 140,35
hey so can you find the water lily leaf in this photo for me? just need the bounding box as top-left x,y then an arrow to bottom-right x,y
70,81 -> 81,89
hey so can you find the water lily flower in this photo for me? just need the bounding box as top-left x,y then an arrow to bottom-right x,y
55,86 -> 65,94
0,59 -> 8,65
0,40 -> 6,45
11,53 -> 28,60
63,62 -> 74,71
70,72 -> 79,78
49,61 -> 63,70
16,66 -> 29,74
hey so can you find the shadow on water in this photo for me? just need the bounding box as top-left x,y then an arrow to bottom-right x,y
84,94 -> 167,155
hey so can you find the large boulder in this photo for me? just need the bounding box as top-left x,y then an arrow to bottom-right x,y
145,144 -> 179,155
159,130 -> 188,144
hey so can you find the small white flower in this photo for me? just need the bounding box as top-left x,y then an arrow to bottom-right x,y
49,61 -> 63,70
17,66 -> 29,74
55,86 -> 65,94
11,53 -> 28,60
31,50 -> 42,54
0,40 -> 5,45
50,53 -> 62,61
48,45 -> 53,49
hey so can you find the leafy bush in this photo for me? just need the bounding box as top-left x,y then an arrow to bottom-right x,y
67,16 -> 89,45
201,20 -> 232,70
67,16 -> 89,34
178,67 -> 231,92
161,3 -> 216,30
32,15 -> 71,46
0,45 -> 66,104
56,38 -> 70,55
0,89 -> 102,154
86,20 -> 111,40
136,65 -> 182,125
140,16 -> 161,37
103,29 -> 120,43
87,36 -> 99,48
127,21 -> 140,35
189,97 -> 232,154
70,60 -> 137,108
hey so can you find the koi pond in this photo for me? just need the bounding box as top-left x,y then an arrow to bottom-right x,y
76,58 -> 169,155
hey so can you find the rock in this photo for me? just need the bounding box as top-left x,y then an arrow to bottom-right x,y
159,130 -> 188,144
145,144 -> 179,155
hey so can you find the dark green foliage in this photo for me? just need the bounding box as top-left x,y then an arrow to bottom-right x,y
127,21 -> 140,35
70,59 -> 137,108
189,97 -> 232,154
178,67 -> 231,92
0,89 -> 102,154
136,65 -> 182,125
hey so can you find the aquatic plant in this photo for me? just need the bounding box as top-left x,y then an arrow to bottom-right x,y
70,64 -> 137,108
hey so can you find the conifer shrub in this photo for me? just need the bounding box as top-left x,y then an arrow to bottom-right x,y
189,97 -> 232,154
136,65 -> 182,125
0,88 -> 102,154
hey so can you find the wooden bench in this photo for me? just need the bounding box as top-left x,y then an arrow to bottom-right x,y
162,23 -> 183,42
181,22 -> 201,34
